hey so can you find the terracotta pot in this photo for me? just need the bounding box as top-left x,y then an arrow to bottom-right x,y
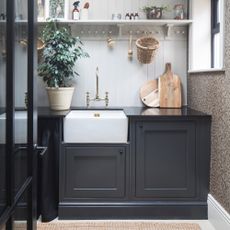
46,87 -> 75,111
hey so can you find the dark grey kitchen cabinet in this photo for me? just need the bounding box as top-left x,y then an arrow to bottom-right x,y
59,108 -> 211,219
60,145 -> 126,200
135,121 -> 196,198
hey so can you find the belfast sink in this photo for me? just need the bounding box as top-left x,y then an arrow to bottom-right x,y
63,110 -> 128,143
0,111 -> 27,144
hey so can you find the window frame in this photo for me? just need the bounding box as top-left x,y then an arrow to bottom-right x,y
189,0 -> 224,73
211,0 -> 221,68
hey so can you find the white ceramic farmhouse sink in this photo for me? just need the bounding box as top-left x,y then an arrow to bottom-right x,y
0,111 -> 27,144
64,110 -> 128,143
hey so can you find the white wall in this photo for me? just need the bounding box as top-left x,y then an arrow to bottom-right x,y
0,51 -> 6,107
66,0 -> 188,20
37,37 -> 187,107
0,43 -> 28,108
38,0 -> 189,108
0,0 -> 188,108
0,1 -> 6,107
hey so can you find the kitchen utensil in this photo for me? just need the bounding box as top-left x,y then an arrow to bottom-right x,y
107,37 -> 115,48
37,38 -> 45,50
140,79 -> 159,107
19,38 -> 45,51
128,34 -> 133,59
159,63 -> 182,108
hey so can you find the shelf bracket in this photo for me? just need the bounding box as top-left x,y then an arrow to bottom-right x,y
165,24 -> 174,37
117,23 -> 124,37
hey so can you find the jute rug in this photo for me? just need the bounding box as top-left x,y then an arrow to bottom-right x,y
15,221 -> 201,230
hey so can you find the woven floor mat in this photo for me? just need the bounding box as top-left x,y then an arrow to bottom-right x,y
15,221 -> 201,230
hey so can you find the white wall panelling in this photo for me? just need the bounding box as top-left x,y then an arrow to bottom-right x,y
0,1 -> 6,107
0,45 -> 6,107
0,24 -> 5,107
69,23 -> 189,39
37,24 -> 188,107
208,194 -> 230,230
0,22 -> 28,108
67,0 -> 188,20
0,0 -> 189,108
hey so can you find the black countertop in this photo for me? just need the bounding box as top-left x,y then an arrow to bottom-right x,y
0,107 -> 211,118
38,107 -> 70,118
37,106 -> 211,118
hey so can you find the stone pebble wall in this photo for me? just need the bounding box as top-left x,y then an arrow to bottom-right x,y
187,0 -> 230,213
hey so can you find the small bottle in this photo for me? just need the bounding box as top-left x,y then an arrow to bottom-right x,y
125,13 -> 130,20
72,1 -> 80,20
174,4 -> 184,20
130,13 -> 135,20
134,12 -> 139,20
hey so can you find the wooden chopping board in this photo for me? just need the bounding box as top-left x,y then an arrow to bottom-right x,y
159,63 -> 182,108
140,79 -> 159,107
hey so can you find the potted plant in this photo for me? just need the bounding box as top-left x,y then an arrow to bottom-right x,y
38,20 -> 89,110
142,5 -> 169,19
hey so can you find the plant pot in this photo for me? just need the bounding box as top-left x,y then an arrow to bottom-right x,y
146,7 -> 163,19
46,87 -> 75,111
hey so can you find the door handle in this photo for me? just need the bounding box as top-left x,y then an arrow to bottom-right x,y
14,146 -> 27,155
34,145 -> 47,156
14,145 -> 47,156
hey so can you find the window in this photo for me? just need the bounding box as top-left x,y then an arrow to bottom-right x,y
189,0 -> 224,72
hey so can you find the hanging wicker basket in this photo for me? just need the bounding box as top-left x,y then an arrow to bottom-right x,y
136,36 -> 159,64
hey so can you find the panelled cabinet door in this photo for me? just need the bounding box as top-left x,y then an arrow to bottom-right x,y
63,146 -> 126,199
135,121 -> 196,198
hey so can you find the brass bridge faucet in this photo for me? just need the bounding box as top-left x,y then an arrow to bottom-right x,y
86,67 -> 109,107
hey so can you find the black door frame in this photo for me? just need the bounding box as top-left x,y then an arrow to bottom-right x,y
0,0 -> 37,229
27,0 -> 38,228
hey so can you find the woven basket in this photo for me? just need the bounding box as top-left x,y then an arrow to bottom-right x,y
136,36 -> 159,64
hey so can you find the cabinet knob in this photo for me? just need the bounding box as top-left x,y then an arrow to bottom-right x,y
139,124 -> 143,129
119,150 -> 123,155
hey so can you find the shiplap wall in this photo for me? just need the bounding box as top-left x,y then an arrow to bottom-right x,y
37,0 -> 189,107
37,37 -> 187,107
0,0 -> 189,108
0,51 -> 6,107
67,0 -> 188,20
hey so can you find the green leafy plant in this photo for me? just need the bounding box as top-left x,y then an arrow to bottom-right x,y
38,20 -> 89,87
142,4 -> 170,19
142,5 -> 169,13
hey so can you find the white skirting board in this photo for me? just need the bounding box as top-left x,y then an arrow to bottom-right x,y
208,194 -> 230,229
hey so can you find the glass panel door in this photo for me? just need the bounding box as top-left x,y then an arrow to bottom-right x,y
0,0 -> 6,218
0,0 -> 37,228
14,0 -> 28,199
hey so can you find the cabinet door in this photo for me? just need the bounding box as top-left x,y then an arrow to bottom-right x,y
135,121 -> 196,198
63,146 -> 125,199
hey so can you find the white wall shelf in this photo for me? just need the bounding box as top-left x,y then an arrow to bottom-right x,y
1,19 -> 192,26
38,19 -> 192,27
37,19 -> 192,38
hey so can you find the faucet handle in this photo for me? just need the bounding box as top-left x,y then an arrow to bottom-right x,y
105,92 -> 109,107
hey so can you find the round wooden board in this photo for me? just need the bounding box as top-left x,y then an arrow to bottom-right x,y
140,79 -> 159,107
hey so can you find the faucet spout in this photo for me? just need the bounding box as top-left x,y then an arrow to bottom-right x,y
86,67 -> 109,107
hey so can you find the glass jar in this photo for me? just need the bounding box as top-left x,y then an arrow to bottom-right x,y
174,4 -> 185,20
